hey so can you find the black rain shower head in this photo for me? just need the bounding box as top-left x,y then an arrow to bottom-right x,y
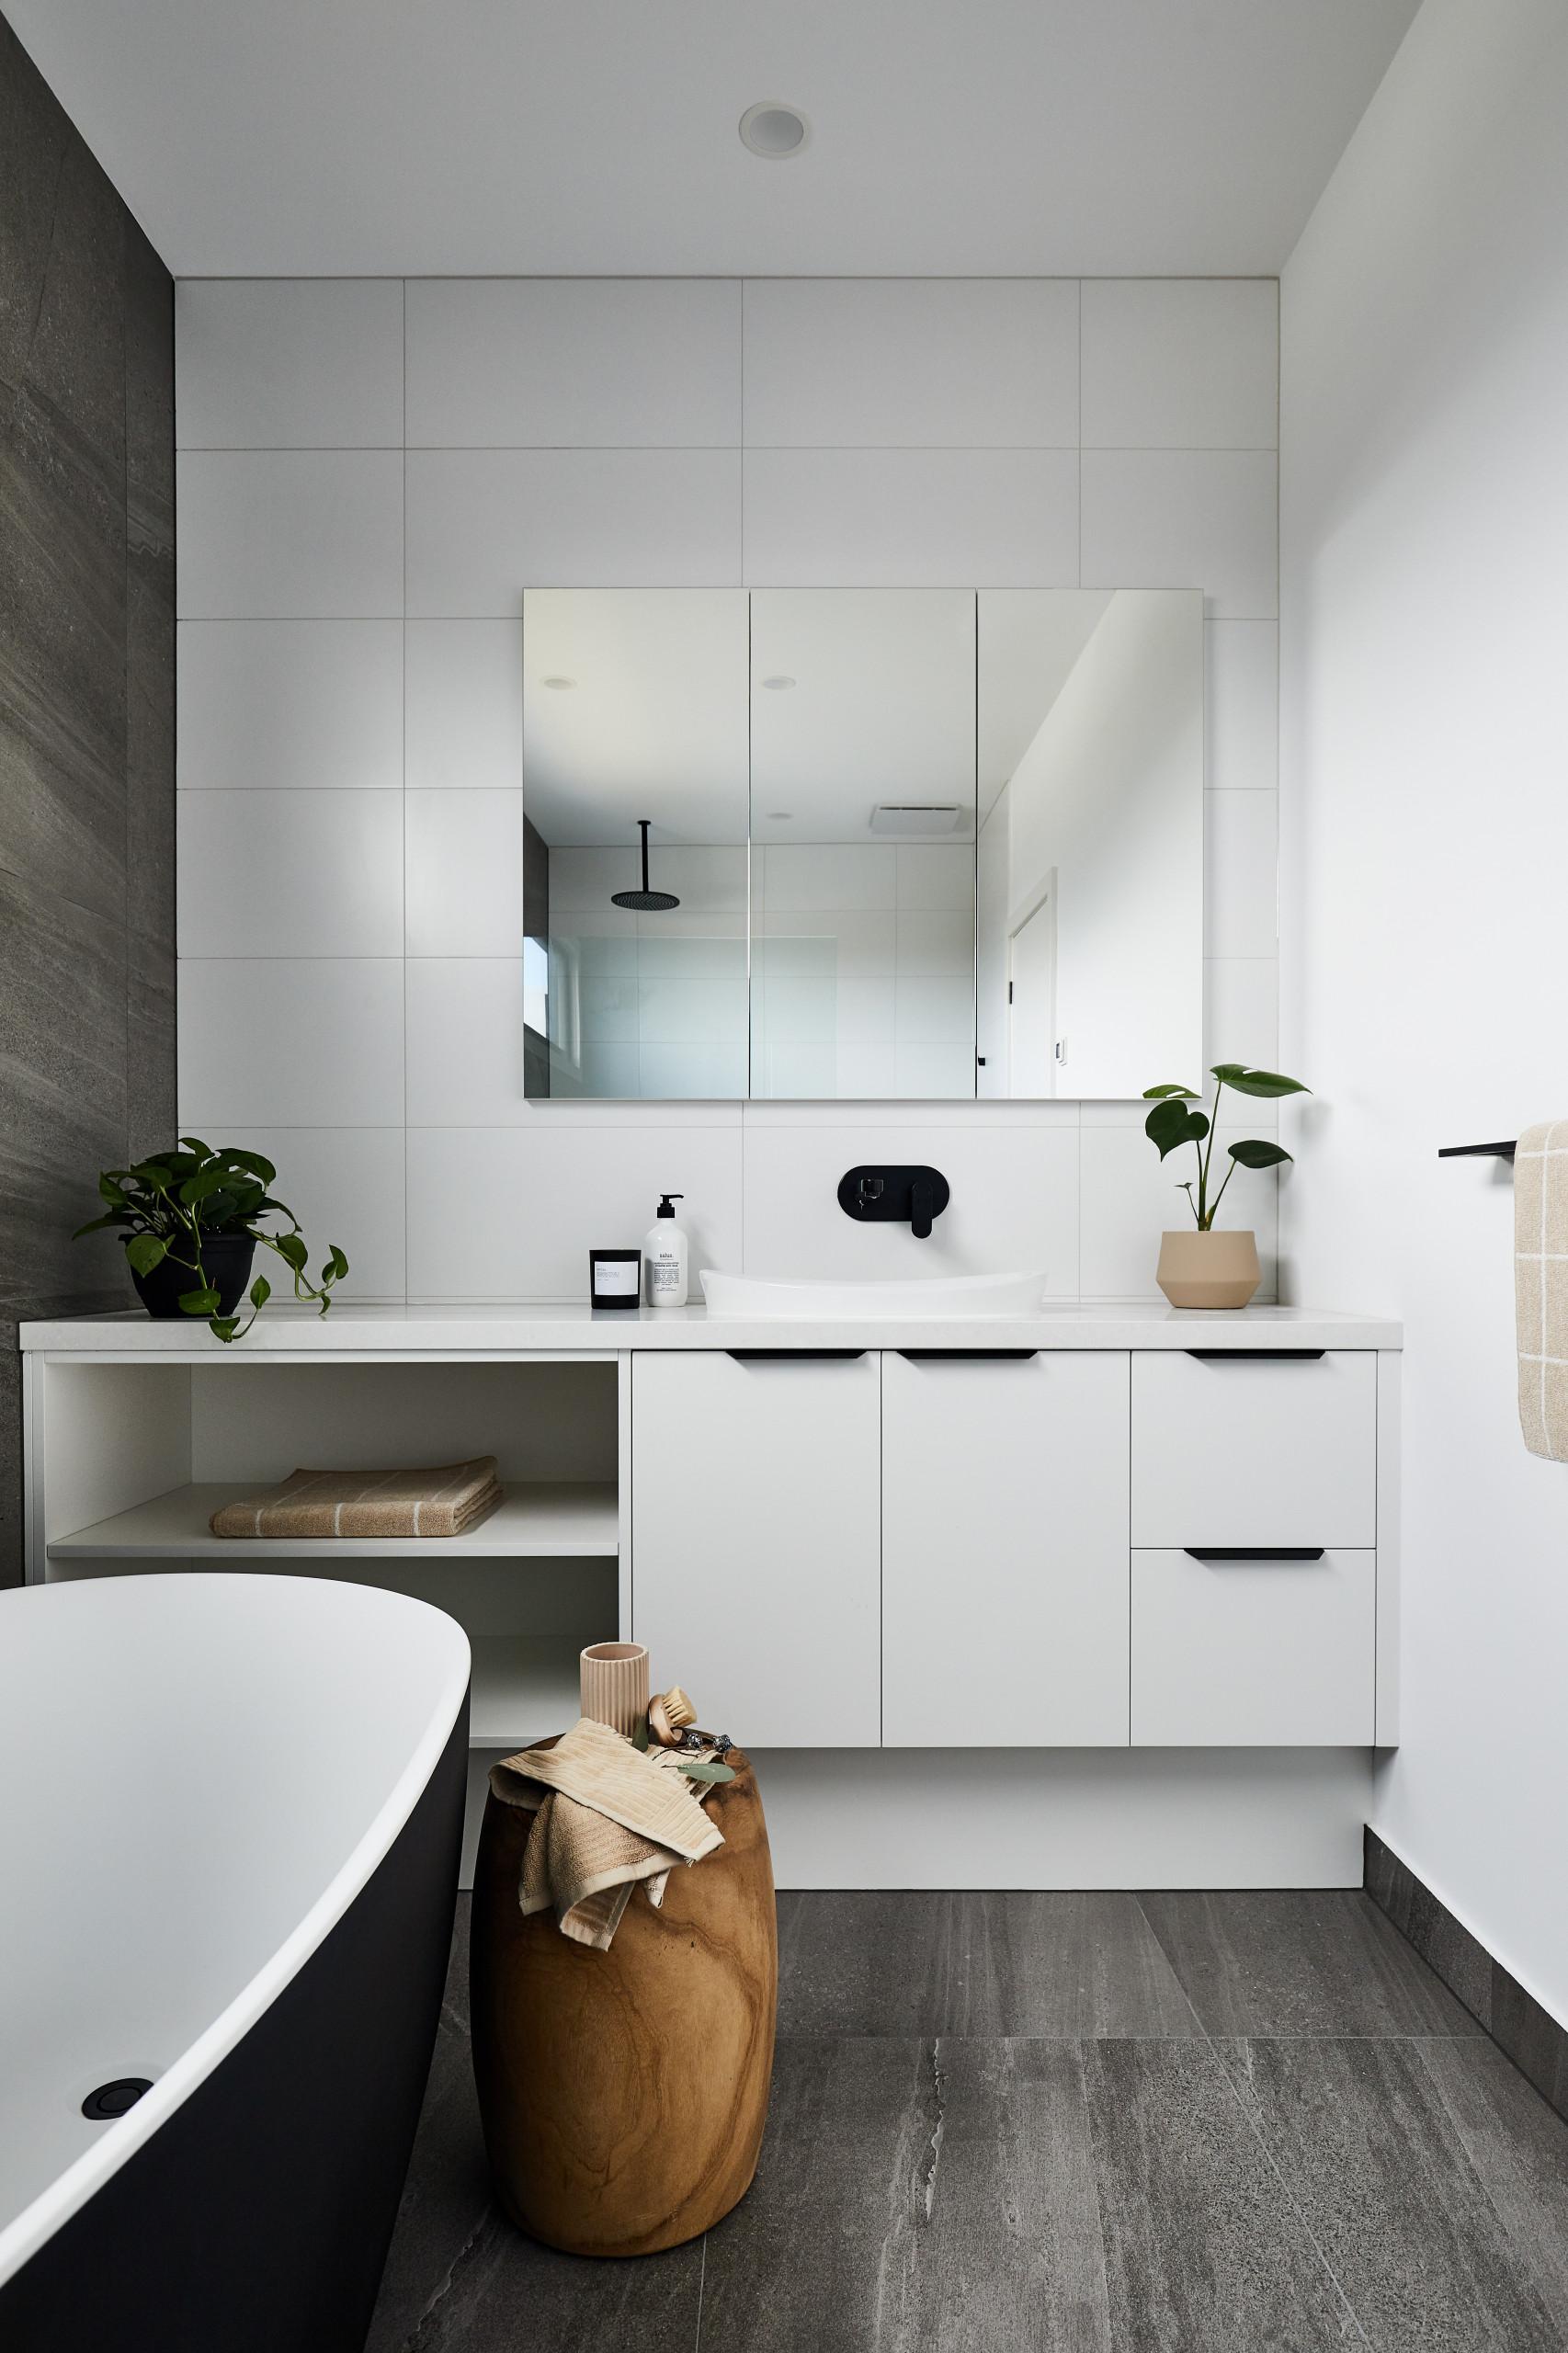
610,819 -> 680,911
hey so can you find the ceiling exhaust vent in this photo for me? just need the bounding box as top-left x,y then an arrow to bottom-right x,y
869,804 -> 963,837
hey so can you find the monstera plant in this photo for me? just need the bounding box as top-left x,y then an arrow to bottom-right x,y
74,1138 -> 347,1343
1142,1064 -> 1310,1228
1141,1065 -> 1310,1309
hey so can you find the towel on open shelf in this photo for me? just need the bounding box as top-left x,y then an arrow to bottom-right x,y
208,1457 -> 503,1540
1516,1121 -> 1568,1461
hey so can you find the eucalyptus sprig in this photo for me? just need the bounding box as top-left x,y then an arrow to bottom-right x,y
74,1137 -> 347,1343
1142,1064 -> 1310,1231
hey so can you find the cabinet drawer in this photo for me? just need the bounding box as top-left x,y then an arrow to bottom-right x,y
1131,1349 -> 1376,1548
1131,1547 -> 1375,1745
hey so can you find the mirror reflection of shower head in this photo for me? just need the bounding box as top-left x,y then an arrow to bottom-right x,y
610,818 -> 680,911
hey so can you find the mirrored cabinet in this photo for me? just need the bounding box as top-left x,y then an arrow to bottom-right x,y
523,585 -> 1202,1102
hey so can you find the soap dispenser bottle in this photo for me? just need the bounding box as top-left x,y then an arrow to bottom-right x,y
644,1194 -> 688,1307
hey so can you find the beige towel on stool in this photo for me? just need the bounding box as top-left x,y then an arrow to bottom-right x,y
490,1716 -> 724,1950
1515,1120 -> 1568,1460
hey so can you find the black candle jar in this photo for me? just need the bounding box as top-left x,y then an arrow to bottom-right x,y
589,1248 -> 642,1309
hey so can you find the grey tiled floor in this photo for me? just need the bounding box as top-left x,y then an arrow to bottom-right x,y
368,1890 -> 1568,2351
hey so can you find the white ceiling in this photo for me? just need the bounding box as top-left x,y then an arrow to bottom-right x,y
9,0 -> 1419,278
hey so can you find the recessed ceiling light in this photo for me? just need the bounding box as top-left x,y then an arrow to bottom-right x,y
739,103 -> 809,160
761,674 -> 797,690
767,812 -> 792,822
540,676 -> 576,689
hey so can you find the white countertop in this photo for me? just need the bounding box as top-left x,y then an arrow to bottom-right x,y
19,1301 -> 1402,1355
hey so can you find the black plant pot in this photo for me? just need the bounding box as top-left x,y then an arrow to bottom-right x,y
131,1233 -> 257,1319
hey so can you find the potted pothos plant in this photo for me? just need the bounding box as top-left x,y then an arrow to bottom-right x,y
74,1138 -> 347,1343
1142,1063 -> 1309,1308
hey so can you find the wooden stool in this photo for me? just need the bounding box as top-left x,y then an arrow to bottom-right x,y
470,1751 -> 778,2257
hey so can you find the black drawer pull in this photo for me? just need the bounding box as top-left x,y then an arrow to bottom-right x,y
723,1348 -> 866,1360
1184,1547 -> 1326,1563
896,1348 -> 1040,1360
1185,1348 -> 1325,1361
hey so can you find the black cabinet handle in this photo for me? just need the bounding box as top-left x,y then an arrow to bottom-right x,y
896,1348 -> 1040,1360
1184,1348 -> 1326,1361
1184,1547 -> 1326,1563
723,1348 -> 866,1360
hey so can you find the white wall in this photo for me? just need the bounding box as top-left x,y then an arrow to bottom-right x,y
1280,0 -> 1568,2017
176,275 -> 1280,1302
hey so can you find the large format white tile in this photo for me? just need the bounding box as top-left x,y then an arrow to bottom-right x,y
406,961 -> 529,1124
404,279 -> 741,447
405,620 -> 523,790
179,961 -> 403,1126
1079,1121 -> 1278,1301
1080,450 -> 1277,620
892,1042 -> 975,1097
896,846 -> 975,911
1206,620 -> 1278,791
1204,957 -> 1279,1074
895,974 -> 973,1043
177,451 -> 403,619
896,910 -> 973,976
1205,790 -> 1278,958
756,844 -> 896,914
177,620 -> 403,790
1080,281 -> 1278,450
405,450 -> 742,613
740,1097 -> 1080,1130
176,1123 -> 407,1299
176,279 -> 404,449
740,1121 -> 1078,1290
177,790 -> 403,958
754,907 -> 897,976
744,449 -> 1078,588
405,790 -> 524,956
405,1125 -> 744,1298
742,280 -> 1078,448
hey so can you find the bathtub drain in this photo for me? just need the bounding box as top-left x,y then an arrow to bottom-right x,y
82,2077 -> 153,2120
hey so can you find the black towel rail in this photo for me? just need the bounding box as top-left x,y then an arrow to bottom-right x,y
1437,1141 -> 1517,1161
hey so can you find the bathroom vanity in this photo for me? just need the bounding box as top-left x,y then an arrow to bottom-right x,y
19,1302 -> 1400,1888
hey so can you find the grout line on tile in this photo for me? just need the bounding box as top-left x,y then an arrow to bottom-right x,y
692,2231 -> 707,2353
1130,1895 -> 1377,2347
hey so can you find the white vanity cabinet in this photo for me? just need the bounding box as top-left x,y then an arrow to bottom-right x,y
881,1350 -> 1131,1745
630,1348 -> 882,1746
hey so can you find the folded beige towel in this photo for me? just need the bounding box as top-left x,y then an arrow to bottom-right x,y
490,1716 -> 725,1950
210,1458 -> 503,1540
1516,1122 -> 1568,1461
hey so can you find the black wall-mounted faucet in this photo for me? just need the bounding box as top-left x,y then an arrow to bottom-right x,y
837,1165 -> 950,1240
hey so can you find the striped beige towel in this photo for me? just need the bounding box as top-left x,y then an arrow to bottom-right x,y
491,1716 -> 724,1950
209,1458 -> 503,1540
1516,1121 -> 1568,1461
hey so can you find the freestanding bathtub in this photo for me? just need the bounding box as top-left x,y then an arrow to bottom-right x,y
0,1572 -> 470,2352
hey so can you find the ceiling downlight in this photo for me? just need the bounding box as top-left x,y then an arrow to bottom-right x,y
739,103 -> 809,160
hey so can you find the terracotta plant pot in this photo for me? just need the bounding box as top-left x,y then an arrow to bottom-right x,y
1156,1228 -> 1261,1310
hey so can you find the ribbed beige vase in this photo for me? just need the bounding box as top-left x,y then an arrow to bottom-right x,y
1156,1229 -> 1261,1310
579,1642 -> 650,1738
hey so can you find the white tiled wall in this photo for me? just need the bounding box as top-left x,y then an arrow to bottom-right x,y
176,275 -> 1279,1302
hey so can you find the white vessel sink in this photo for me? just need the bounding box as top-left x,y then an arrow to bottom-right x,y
699,1268 -> 1048,1318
